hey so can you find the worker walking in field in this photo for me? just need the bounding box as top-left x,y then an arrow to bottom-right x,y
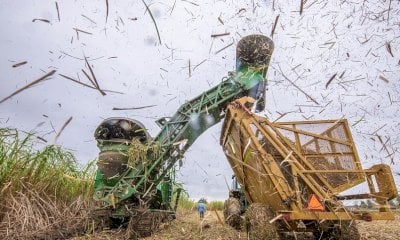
197,199 -> 206,219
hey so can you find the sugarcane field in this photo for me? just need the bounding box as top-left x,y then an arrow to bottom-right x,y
1,1 -> 400,240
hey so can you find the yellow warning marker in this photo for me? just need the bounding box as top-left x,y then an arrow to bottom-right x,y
306,194 -> 324,211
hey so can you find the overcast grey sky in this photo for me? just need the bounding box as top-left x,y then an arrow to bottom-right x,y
0,0 -> 399,200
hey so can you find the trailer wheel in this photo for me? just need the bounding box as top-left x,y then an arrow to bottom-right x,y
336,221 -> 360,240
315,221 -> 360,240
245,203 -> 279,240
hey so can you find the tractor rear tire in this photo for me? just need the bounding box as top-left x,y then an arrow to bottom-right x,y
223,197 -> 242,230
245,203 -> 279,240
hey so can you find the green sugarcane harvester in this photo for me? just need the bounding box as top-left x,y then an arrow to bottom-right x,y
92,35 -> 274,236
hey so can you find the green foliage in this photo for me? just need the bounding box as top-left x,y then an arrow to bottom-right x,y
170,183 -> 196,211
177,195 -> 196,210
207,200 -> 224,211
0,128 -> 94,201
170,181 -> 225,211
127,138 -> 161,166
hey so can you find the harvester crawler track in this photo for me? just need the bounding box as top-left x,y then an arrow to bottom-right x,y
127,210 -> 165,238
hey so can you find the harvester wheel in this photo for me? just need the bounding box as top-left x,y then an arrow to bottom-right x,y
223,197 -> 242,230
245,203 -> 279,240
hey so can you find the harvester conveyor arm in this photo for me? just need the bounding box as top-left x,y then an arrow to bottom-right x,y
97,70 -> 265,205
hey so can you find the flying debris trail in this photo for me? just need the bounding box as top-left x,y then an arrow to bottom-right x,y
73,28 -> 93,35
300,0 -> 304,15
188,59 -> 191,77
0,70 -> 56,104
105,0 -> 109,23
211,32 -> 230,38
386,42 -> 394,57
141,0 -> 161,44
53,116 -> 73,144
12,61 -> 27,68
59,74 -> 96,89
59,74 -> 122,94
326,73 -> 337,89
37,136 -> 48,143
32,18 -> 50,23
55,2 -> 60,22
112,105 -> 156,110
275,65 -> 320,105
271,15 -> 279,38
215,42 -> 234,54
84,57 -> 106,96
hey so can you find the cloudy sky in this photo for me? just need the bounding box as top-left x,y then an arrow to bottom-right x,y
0,0 -> 399,200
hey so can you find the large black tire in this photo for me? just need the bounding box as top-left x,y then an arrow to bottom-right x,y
315,221 -> 360,240
223,197 -> 242,230
245,203 -> 280,240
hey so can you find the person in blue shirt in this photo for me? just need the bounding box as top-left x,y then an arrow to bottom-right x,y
197,199 -> 206,219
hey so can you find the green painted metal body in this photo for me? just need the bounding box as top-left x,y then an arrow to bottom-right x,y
94,69 -> 264,209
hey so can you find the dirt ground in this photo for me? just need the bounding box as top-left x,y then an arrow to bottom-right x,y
357,214 -> 400,240
74,210 -> 245,240
74,210 -> 400,240
143,210 -> 244,240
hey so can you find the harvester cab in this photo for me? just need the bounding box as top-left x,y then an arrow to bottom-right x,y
228,175 -> 247,211
229,175 -> 241,198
